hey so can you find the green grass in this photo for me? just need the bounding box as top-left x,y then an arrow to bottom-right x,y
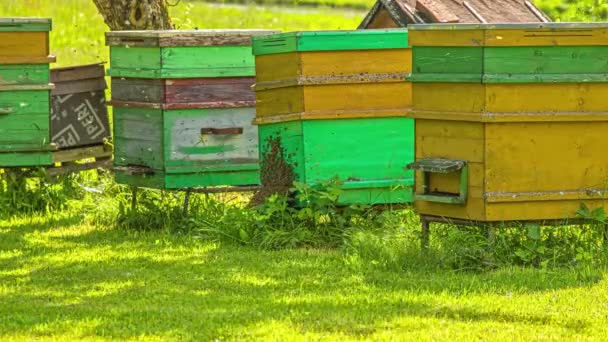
2,211 -> 608,340
3,0 -> 608,340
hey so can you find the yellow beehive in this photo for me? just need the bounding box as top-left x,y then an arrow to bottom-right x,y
408,23 -> 608,222
252,30 -> 411,122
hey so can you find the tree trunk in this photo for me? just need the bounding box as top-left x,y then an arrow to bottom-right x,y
92,0 -> 173,31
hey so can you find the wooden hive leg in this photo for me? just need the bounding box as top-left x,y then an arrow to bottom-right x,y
131,186 -> 138,211
485,224 -> 497,268
183,189 -> 192,217
421,217 -> 431,251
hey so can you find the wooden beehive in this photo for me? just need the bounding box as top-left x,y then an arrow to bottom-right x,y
253,30 -> 414,205
50,63 -> 110,149
408,23 -> 608,222
0,18 -> 55,167
107,30 -> 278,189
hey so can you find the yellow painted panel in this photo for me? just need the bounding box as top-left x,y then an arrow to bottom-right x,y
415,198 -> 486,221
409,29 -> 484,46
413,83 -> 485,113
300,49 -> 412,76
302,82 -> 411,113
428,163 -> 484,192
417,136 -> 484,163
486,28 -> 608,47
486,200 -> 608,221
485,122 -> 608,194
255,86 -> 303,116
416,119 -> 483,139
255,53 -> 300,83
486,83 -> 608,113
0,32 -> 48,58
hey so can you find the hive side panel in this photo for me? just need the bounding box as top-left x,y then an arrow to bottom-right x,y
113,107 -> 164,170
486,83 -> 608,113
302,82 -> 410,113
414,120 -> 486,221
302,117 -> 414,182
409,29 -> 485,47
258,120 -> 306,184
484,46 -> 608,83
299,49 -> 412,76
163,107 -> 258,166
161,46 -> 255,77
413,83 -> 485,113
485,28 -> 608,47
255,86 -> 304,117
254,53 -> 301,83
485,122 -> 608,194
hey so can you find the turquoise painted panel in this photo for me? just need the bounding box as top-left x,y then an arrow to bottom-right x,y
257,117 -> 414,205
252,29 -> 409,56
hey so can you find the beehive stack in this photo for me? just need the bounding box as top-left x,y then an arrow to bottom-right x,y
408,23 -> 608,222
107,30 -> 277,189
0,18 -> 55,167
252,30 -> 414,205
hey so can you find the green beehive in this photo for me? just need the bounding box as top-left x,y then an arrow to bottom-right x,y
107,30 -> 278,189
0,18 -> 55,167
252,30 -> 414,205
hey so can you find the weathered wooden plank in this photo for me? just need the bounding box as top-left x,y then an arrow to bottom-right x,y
0,64 -> 49,85
113,107 -> 164,170
163,107 -> 258,166
412,47 -> 483,81
46,158 -> 112,176
111,78 -> 164,103
485,27 -> 608,46
51,145 -> 111,163
165,77 -> 255,104
51,78 -> 106,96
106,29 -> 278,47
0,151 -> 53,167
484,46 -> 608,82
416,0 -> 460,23
0,18 -> 51,32
51,63 -> 105,83
0,90 -> 50,115
409,28 -> 484,46
108,46 -> 255,78
111,77 -> 255,105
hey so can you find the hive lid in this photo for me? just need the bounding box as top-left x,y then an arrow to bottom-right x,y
358,0 -> 550,29
106,29 -> 280,47
409,22 -> 608,46
409,22 -> 608,30
0,18 -> 52,32
252,29 -> 409,56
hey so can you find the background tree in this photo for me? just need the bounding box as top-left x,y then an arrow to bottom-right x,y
92,0 -> 174,30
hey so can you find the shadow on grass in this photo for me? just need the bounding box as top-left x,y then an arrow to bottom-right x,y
0,225 -> 601,339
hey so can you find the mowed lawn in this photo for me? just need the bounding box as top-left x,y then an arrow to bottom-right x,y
3,0 -> 608,340
1,213 -> 608,340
